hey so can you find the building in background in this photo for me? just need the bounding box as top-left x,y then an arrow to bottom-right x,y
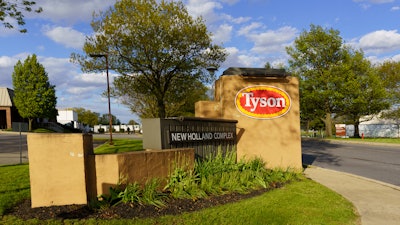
0,87 -> 24,130
57,109 -> 78,128
345,113 -> 400,138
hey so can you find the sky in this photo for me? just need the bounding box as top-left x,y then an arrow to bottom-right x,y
1,0 -> 400,124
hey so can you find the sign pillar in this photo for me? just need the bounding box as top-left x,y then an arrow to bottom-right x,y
195,67 -> 302,170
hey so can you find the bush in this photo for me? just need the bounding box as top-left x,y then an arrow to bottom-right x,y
96,179 -> 167,209
98,128 -> 105,133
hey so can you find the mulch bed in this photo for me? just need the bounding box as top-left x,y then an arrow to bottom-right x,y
8,188 -> 276,221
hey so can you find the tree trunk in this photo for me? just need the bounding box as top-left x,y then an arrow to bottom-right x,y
323,112 -> 333,138
157,99 -> 166,118
28,118 -> 33,132
354,120 -> 361,138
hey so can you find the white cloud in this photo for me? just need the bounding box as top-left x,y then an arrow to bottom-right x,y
0,53 -> 32,86
185,0 -> 222,23
237,22 -> 264,36
0,56 -> 15,68
33,0 -> 115,23
43,26 -> 86,49
390,6 -> 400,11
390,54 -> 400,61
353,0 -> 394,10
246,26 -> 298,54
358,30 -> 400,53
231,16 -> 252,24
223,47 -> 263,67
212,23 -> 233,44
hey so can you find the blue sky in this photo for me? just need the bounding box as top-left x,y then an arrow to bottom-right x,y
1,0 -> 400,123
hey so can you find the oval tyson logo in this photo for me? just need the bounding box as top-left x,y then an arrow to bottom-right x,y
235,85 -> 291,119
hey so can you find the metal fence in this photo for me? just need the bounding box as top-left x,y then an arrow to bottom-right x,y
160,117 -> 238,159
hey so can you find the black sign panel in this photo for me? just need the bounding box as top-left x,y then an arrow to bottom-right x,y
159,117 -> 237,159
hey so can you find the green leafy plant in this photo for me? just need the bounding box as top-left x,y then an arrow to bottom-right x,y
120,182 -> 141,204
97,186 -> 123,208
165,168 -> 206,199
140,178 -> 166,208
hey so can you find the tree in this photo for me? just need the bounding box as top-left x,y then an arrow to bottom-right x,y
286,25 -> 346,137
71,107 -> 100,127
98,114 -> 120,125
335,49 -> 390,137
128,119 -> 138,125
376,60 -> 400,121
0,0 -> 42,33
12,54 -> 57,131
71,0 -> 226,118
287,25 -> 390,138
113,73 -> 209,118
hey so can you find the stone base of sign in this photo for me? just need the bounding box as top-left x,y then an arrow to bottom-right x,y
195,68 -> 302,170
27,133 -> 194,208
94,148 -> 194,196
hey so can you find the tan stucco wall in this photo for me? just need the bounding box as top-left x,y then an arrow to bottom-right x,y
196,75 -> 302,170
28,133 -> 93,208
94,148 -> 194,195
27,133 -> 194,207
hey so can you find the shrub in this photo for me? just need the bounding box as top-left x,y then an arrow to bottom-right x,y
120,182 -> 141,204
98,128 -> 105,133
102,179 -> 167,209
164,167 -> 206,199
140,179 -> 167,208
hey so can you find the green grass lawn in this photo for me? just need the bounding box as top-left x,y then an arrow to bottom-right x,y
94,139 -> 143,154
0,164 -> 30,216
0,164 -> 359,224
330,137 -> 400,144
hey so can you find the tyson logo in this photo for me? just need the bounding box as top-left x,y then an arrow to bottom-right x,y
235,85 -> 291,119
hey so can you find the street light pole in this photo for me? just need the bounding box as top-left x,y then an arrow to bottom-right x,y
89,53 -> 113,145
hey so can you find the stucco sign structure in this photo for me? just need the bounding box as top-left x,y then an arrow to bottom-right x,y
195,67 -> 302,170
235,85 -> 291,119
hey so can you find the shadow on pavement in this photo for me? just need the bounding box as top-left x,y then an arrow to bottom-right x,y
301,139 -> 343,167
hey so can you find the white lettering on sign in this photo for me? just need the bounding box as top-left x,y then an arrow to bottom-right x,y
242,92 -> 286,112
170,132 -> 234,142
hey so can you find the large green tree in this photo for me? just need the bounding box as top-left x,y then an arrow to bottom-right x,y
0,0 -> 42,32
286,24 -> 390,137
376,60 -> 400,121
12,54 -> 57,131
98,113 -> 120,125
71,107 -> 99,127
286,25 -> 346,137
335,49 -> 390,137
71,0 -> 226,118
113,74 -> 209,118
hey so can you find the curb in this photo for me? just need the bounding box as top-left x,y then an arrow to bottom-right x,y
306,166 -> 400,191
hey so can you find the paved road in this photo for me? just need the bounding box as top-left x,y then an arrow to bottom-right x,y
0,133 -> 28,165
302,139 -> 400,186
